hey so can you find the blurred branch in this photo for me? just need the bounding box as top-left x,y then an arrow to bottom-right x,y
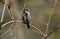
24,0 -> 27,8
1,20 -> 14,28
1,22 -> 15,37
6,5 -> 15,20
30,24 -> 46,37
1,2 -> 6,22
0,0 -> 8,22
45,26 -> 60,39
32,29 -> 40,33
46,0 -> 58,36
0,22 -> 5,30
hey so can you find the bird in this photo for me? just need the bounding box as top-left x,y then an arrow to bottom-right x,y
22,8 -> 31,29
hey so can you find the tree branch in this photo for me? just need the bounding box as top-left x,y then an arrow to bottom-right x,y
30,24 -> 46,37
45,0 -> 58,35
45,27 -> 60,39
1,20 -> 14,28
1,22 -> 15,37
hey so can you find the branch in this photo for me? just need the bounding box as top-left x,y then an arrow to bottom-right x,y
45,27 -> 60,39
6,6 -> 12,19
45,0 -> 58,35
1,2 -> 6,22
32,29 -> 40,33
1,0 -> 11,22
1,20 -> 14,28
1,22 -> 15,37
6,6 -> 15,20
24,0 -> 27,8
30,24 -> 46,37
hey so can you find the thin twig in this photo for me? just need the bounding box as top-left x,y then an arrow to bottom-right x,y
6,6 -> 13,20
6,4 -> 15,20
45,0 -> 58,35
1,22 -> 15,37
1,20 -> 14,28
24,0 -> 27,8
45,27 -> 60,39
1,1 -> 6,22
32,29 -> 40,33
30,24 -> 46,37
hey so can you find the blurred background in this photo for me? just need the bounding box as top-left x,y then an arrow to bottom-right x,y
0,0 -> 60,39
